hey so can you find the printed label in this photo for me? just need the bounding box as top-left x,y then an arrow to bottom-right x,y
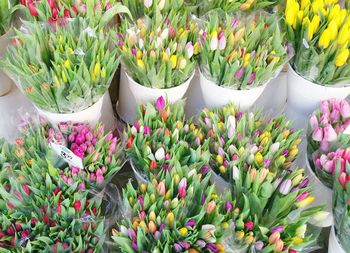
49,142 -> 84,170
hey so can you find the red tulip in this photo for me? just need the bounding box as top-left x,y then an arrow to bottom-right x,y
22,184 -> 30,195
47,0 -> 56,9
15,223 -> 22,231
64,9 -> 71,18
73,200 -> 81,211
7,226 -> 15,236
52,7 -> 58,19
150,160 -> 157,170
43,214 -> 50,224
20,0 -> 26,6
28,2 -> 39,16
0,231 -> 5,238
127,136 -> 134,148
71,5 -> 78,14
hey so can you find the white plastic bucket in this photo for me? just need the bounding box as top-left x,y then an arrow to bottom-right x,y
0,29 -> 14,96
287,64 -> 350,118
329,226 -> 345,253
304,153 -> 333,227
199,70 -> 267,110
117,68 -> 193,123
36,92 -> 115,129
210,171 -> 231,195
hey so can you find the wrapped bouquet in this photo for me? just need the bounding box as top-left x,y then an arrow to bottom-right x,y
1,18 -> 119,113
12,116 -> 124,189
285,0 -> 350,85
307,99 -> 350,187
199,105 -> 302,182
199,11 -> 287,90
118,14 -> 199,88
125,97 -> 210,181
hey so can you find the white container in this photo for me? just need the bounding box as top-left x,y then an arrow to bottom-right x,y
304,153 -> 333,227
117,68 -> 194,123
210,171 -> 231,195
36,92 -> 115,129
199,70 -> 267,111
0,29 -> 14,96
287,64 -> 350,118
329,226 -> 345,253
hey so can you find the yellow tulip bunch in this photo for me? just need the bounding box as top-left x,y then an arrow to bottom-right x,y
285,0 -> 350,84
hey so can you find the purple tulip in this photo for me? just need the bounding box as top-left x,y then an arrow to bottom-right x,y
138,195 -> 144,206
128,228 -> 136,239
155,96 -> 166,111
132,240 -> 138,251
197,239 -> 206,248
271,226 -> 284,233
201,194 -> 206,204
154,231 -> 161,240
173,243 -> 182,252
225,200 -> 233,212
264,159 -> 271,168
235,67 -> 244,79
254,241 -> 264,250
207,243 -> 219,253
200,165 -> 211,174
231,18 -> 239,27
282,149 -> 289,156
297,191 -> 309,202
218,147 -> 225,157
299,178 -> 309,188
132,48 -> 137,56
248,72 -> 256,84
159,223 -> 165,232
185,219 -> 196,227
279,179 -> 292,195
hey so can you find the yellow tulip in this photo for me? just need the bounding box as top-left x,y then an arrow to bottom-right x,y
285,0 -> 299,27
245,235 -> 255,244
319,29 -> 331,48
310,15 -> 320,34
297,10 -> 304,21
167,212 -> 174,227
170,55 -> 177,69
235,231 -> 245,240
244,53 -> 251,67
64,59 -> 70,69
228,50 -> 238,63
296,196 -> 315,208
240,3 -> 251,10
162,51 -> 169,62
93,62 -> 100,77
136,50 -> 143,60
234,27 -> 245,41
337,25 -> 349,45
255,152 -> 263,164
194,42 -> 201,55
179,227 -> 188,236
137,59 -> 146,71
335,48 -> 349,67
216,155 -> 223,164
302,16 -> 310,27
301,0 -> 310,10
328,4 -> 340,22
101,67 -> 106,79
219,165 -> 226,173
62,70 -> 68,83
328,20 -> 338,40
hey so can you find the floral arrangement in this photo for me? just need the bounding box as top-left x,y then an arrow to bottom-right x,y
12,117 -> 124,189
285,0 -> 350,85
190,0 -> 281,16
17,0 -> 130,28
0,0 -> 17,35
1,18 -> 119,113
333,161 -> 350,250
199,11 -> 287,89
121,0 -> 188,20
307,99 -> 350,187
112,167 -> 235,252
0,158 -> 107,252
199,105 -> 302,182
118,14 -> 199,88
125,97 -> 210,180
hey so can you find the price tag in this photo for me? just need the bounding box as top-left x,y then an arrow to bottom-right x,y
49,142 -> 84,170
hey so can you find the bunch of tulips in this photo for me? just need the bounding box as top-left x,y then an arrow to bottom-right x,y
199,11 -> 287,89
118,14 -> 199,88
285,0 -> 350,85
307,99 -> 350,187
0,0 -> 17,35
125,96 -> 210,180
1,18 -> 119,113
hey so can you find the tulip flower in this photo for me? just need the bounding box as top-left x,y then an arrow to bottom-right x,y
279,179 -> 292,195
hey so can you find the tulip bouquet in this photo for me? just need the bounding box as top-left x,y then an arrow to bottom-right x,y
333,161 -> 350,250
199,11 -> 287,89
125,97 -> 210,181
112,167 -> 236,252
0,0 -> 17,35
191,0 -> 281,17
0,158 -> 107,252
1,18 -> 119,113
225,167 -> 323,252
285,0 -> 350,85
121,0 -> 188,20
118,14 -> 199,88
12,117 -> 124,189
307,99 -> 350,187
199,105 -> 302,182
17,0 -> 130,28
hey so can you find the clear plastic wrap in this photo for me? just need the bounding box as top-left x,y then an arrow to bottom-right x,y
0,18 -> 119,114
198,10 -> 291,90
307,98 -> 350,188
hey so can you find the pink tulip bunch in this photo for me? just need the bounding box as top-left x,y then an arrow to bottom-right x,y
308,99 -> 350,187
13,120 -> 124,189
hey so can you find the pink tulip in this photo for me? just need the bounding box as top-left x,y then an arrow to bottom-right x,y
218,34 -> 227,50
235,67 -> 244,79
320,139 -> 330,151
320,101 -> 330,115
309,115 -> 319,130
323,124 -> 337,142
312,127 -> 323,142
157,182 -> 166,196
340,100 -> 350,118
339,172 -> 347,189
